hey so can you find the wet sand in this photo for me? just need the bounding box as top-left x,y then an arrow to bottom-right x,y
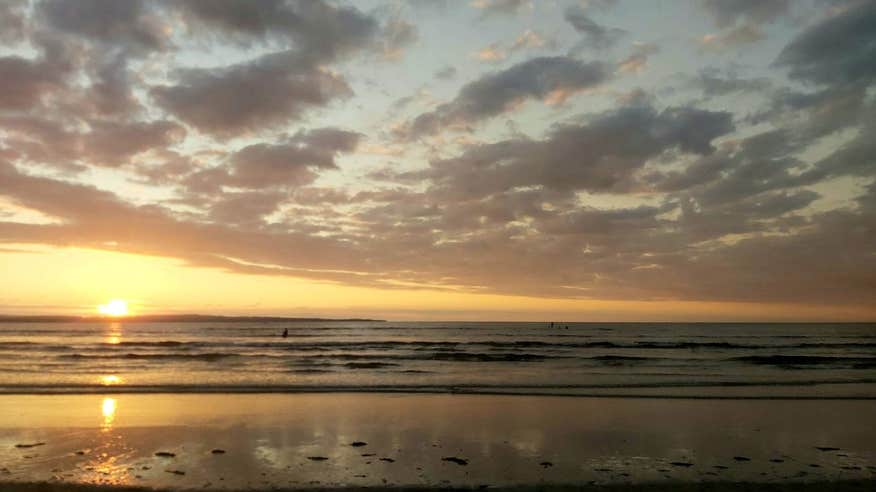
0,481 -> 875,492
0,394 -> 874,490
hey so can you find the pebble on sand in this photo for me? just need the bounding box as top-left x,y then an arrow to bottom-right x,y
815,446 -> 841,452
211,449 -> 226,454
165,469 -> 185,475
670,462 -> 694,467
14,443 -> 45,449
733,456 -> 751,462
540,461 -> 553,468
379,458 -> 395,463
443,457 -> 469,466
307,456 -> 329,461
351,441 -> 368,447
154,452 -> 176,458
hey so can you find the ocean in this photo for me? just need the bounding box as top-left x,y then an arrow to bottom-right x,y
1,321 -> 874,397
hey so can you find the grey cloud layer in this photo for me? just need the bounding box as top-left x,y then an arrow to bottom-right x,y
401,56 -> 611,138
425,104 -> 733,197
152,51 -> 353,136
774,2 -> 876,85
0,1 -> 874,308
564,5 -> 626,50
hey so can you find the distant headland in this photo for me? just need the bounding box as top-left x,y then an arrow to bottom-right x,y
0,314 -> 385,323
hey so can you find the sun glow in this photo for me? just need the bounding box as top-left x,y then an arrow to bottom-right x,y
97,299 -> 129,317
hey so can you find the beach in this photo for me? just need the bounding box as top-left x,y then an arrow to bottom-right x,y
1,393 -> 874,490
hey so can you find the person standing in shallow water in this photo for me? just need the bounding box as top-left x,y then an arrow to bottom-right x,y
282,328 -> 288,338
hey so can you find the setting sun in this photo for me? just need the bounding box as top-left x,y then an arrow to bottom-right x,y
97,300 -> 129,317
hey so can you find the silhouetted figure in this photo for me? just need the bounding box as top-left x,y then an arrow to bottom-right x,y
282,328 -> 288,338
550,322 -> 554,329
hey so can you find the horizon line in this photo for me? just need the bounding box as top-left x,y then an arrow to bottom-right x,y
0,313 -> 873,324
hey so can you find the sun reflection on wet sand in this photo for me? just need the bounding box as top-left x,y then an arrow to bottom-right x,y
72,397 -> 135,486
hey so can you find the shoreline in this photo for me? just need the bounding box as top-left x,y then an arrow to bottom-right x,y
1,385 -> 875,399
1,480 -> 875,491
2,391 -> 876,400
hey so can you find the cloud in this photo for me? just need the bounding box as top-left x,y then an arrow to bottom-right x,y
698,0 -> 790,50
473,30 -> 552,64
424,103 -> 734,198
190,128 -> 361,190
0,115 -> 84,171
37,0 -> 169,54
0,0 -> 27,43
617,43 -> 660,74
149,1 -> 383,137
434,66 -> 457,80
381,18 -> 418,60
538,203 -> 669,236
410,0 -> 449,11
82,120 -> 185,167
0,161 -> 363,282
509,29 -> 552,52
207,190 -> 289,227
0,55 -> 67,111
474,43 -> 507,63
292,187 -> 351,206
578,0 -> 620,11
471,0 -> 531,19
701,0 -> 790,28
774,1 -> 876,85
0,114 -> 184,171
690,69 -> 772,96
151,51 -> 352,137
174,0 -> 378,59
400,56 -> 611,138
699,24 -> 765,51
564,5 -> 626,50
83,53 -> 142,117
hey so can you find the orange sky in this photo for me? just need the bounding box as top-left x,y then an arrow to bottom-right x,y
1,244 -> 872,321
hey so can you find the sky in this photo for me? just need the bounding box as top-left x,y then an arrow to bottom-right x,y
0,0 -> 874,321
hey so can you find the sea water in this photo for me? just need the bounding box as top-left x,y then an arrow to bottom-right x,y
0,321 -> 874,397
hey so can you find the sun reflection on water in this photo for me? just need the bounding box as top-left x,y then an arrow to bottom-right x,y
101,397 -> 117,429
104,321 -> 122,345
100,375 -> 123,385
